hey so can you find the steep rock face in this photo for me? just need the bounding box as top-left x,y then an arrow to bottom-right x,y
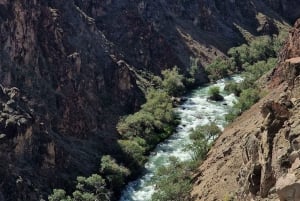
0,0 -> 298,200
0,1 -> 143,200
192,19 -> 300,201
74,0 -> 293,70
265,0 -> 300,23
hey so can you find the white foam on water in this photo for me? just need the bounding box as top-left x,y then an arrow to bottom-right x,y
119,75 -> 242,201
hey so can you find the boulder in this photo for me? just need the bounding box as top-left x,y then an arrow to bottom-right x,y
208,94 -> 224,102
276,174 -> 300,201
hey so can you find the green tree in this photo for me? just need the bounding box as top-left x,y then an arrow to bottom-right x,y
117,89 -> 177,147
234,88 -> 260,112
48,189 -> 71,201
206,57 -> 235,81
185,57 -> 203,87
74,174 -> 110,201
142,90 -> 176,128
152,157 -> 192,201
224,81 -> 241,96
188,122 -> 221,160
118,138 -> 146,168
161,66 -> 185,96
100,155 -> 130,190
48,174 -> 111,201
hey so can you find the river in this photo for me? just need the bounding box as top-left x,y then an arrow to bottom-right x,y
119,76 -> 242,201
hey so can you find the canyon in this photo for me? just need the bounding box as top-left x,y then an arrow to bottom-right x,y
0,0 -> 299,200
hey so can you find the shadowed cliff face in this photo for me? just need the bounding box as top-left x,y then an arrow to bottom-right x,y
0,0 -> 298,200
264,0 -> 300,23
0,1 -> 144,200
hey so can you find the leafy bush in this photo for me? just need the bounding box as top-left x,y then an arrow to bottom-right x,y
151,157 -> 192,201
206,57 -> 235,81
225,88 -> 260,122
100,155 -> 130,190
161,66 -> 185,96
208,86 -> 224,101
225,110 -> 239,123
228,36 -> 277,68
48,174 -> 111,201
118,138 -> 146,169
185,57 -> 203,87
49,189 -> 70,201
234,88 -> 260,112
224,81 -> 241,96
117,89 -> 177,148
188,122 -> 221,160
243,58 -> 277,81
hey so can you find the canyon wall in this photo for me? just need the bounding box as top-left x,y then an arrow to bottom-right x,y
0,0 -> 298,200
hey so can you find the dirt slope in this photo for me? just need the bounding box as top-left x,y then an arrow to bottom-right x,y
192,19 -> 300,201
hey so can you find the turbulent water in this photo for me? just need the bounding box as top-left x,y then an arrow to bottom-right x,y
120,76 -> 243,201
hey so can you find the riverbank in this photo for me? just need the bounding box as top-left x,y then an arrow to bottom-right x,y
119,75 -> 242,201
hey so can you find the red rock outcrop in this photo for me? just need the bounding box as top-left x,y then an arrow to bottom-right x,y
192,19 -> 300,201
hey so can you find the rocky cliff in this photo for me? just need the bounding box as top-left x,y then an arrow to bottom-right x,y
192,19 -> 300,201
0,0 -> 299,200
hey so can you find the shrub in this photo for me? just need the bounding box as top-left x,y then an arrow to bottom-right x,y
225,110 -> 239,123
208,86 -> 220,97
224,81 -> 241,96
228,36 -> 276,68
161,66 -> 185,96
206,57 -> 235,81
117,89 -> 177,147
48,174 -> 111,201
100,155 -> 130,190
234,88 -> 260,112
208,86 -> 224,101
188,122 -> 221,160
118,138 -> 146,168
272,31 -> 288,54
151,157 -> 192,201
74,174 -> 110,201
48,189 -> 71,201
185,57 -> 203,87
117,111 -> 156,139
248,36 -> 275,62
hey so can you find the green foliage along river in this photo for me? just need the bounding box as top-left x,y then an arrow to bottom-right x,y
120,75 -> 242,201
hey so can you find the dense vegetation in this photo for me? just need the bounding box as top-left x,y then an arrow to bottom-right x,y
206,32 -> 286,81
116,67 -> 187,172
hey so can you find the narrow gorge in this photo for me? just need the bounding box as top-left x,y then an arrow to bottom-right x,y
0,0 -> 299,201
